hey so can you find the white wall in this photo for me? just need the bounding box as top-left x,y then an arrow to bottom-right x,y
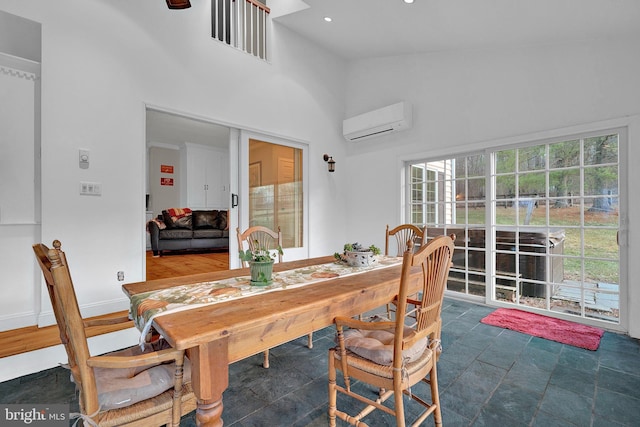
342,39 -> 640,337
3,0 -> 638,381
0,10 -> 41,331
0,69 -> 35,224
148,145 -> 181,218
0,0 -> 348,381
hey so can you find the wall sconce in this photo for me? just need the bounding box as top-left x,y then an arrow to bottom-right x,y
323,154 -> 336,172
166,0 -> 191,9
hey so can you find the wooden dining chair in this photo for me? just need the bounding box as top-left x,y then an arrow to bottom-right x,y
385,223 -> 425,256
380,224 -> 426,318
32,240 -> 197,427
328,235 -> 455,427
236,226 -> 313,368
236,225 -> 284,267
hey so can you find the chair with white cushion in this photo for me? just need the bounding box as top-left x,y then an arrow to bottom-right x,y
328,235 -> 455,427
33,240 -> 196,426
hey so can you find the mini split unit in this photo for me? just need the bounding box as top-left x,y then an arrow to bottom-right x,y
342,101 -> 413,142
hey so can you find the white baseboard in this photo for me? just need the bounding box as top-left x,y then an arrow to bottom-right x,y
37,297 -> 131,327
0,311 -> 38,331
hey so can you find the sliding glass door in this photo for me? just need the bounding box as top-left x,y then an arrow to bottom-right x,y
406,128 -> 625,327
491,131 -> 621,323
235,131 -> 308,265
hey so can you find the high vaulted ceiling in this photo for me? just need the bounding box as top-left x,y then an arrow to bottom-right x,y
273,0 -> 640,60
149,0 -> 640,144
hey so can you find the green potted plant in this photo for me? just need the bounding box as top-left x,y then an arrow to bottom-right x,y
239,244 -> 284,286
335,242 -> 381,267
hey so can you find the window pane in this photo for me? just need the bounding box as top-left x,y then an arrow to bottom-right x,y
466,153 -> 486,178
584,135 -> 618,165
584,197 -> 618,226
518,145 -> 546,172
549,169 -> 580,198
549,139 -> 580,168
455,157 -> 467,178
455,202 -> 467,223
496,149 -> 516,173
411,183 -> 423,204
518,171 -> 546,197
584,259 -> 619,285
584,165 -> 617,198
468,177 -> 485,201
467,202 -> 485,225
496,202 -> 517,225
518,198 -> 543,226
550,206 -> 580,227
495,174 -> 515,201
411,204 -> 424,224
411,164 -> 425,183
584,228 -> 618,261
249,139 -> 303,248
454,179 -> 467,201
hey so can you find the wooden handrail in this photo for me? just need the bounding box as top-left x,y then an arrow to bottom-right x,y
240,0 -> 270,14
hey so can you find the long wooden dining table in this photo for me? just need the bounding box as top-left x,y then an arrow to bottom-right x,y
122,255 -> 419,426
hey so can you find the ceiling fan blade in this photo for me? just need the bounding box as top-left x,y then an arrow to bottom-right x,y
166,0 -> 191,9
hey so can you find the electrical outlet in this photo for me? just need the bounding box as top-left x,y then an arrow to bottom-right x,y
117,271 -> 124,281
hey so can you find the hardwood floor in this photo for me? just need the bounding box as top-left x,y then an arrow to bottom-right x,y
0,250 -> 230,358
145,249 -> 229,280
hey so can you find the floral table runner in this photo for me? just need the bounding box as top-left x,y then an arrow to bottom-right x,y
130,256 -> 403,346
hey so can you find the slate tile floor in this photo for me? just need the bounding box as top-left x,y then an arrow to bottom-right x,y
1,298 -> 639,426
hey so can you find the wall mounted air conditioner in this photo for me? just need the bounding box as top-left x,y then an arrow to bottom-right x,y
342,101 -> 412,142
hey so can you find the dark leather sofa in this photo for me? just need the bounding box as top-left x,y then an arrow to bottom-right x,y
147,209 -> 229,256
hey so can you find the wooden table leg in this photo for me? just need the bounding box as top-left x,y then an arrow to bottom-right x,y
195,400 -> 224,427
189,338 -> 229,427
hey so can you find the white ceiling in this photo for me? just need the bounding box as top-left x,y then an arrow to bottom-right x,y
148,0 -> 640,143
273,0 -> 640,61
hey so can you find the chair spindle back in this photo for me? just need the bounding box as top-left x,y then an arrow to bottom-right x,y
385,223 -> 425,257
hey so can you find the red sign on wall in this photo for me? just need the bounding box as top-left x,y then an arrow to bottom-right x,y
161,164 -> 174,174
160,177 -> 174,186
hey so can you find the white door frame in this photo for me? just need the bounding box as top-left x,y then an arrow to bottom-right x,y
234,130 -> 309,268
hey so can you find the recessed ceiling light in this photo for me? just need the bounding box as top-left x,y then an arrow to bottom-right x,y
404,0 -> 415,4
324,16 -> 332,22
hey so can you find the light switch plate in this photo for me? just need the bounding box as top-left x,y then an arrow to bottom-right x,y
79,149 -> 90,169
80,181 -> 101,196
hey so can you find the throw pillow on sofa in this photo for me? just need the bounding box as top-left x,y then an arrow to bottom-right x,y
167,207 -> 192,219
162,211 -> 175,228
192,210 -> 218,229
172,215 -> 192,229
217,210 -> 228,231
162,207 -> 192,229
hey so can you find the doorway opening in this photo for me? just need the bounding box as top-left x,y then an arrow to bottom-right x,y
145,108 -> 234,280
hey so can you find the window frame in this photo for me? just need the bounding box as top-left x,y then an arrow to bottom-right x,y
399,119 -> 629,333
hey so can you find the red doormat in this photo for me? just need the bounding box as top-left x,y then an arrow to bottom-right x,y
481,308 -> 605,351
